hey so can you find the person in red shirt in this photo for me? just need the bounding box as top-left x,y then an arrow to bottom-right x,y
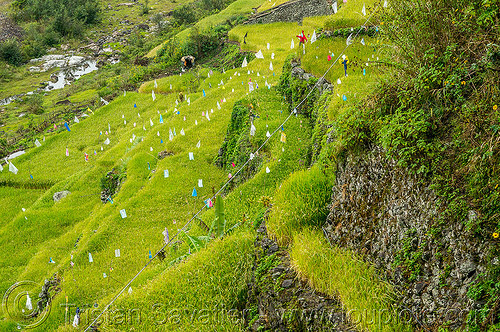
296,30 -> 307,46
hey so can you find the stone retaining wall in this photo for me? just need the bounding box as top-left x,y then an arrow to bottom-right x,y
246,0 -> 333,25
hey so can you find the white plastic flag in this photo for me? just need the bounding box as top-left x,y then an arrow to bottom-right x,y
120,209 -> 127,218
35,139 -> 41,147
189,152 -> 194,160
128,287 -> 132,294
152,90 -> 156,101
266,167 -> 270,173
383,0 -> 388,7
250,153 -> 255,160
0,163 -> 3,172
291,39 -> 295,49
180,128 -> 185,135
206,113 -> 210,121
154,79 -> 158,88
26,293 -> 32,310
115,249 -> 121,257
195,120 -> 198,125
255,50 -> 264,59
170,84 -> 172,90
346,34 -> 353,46
104,138 -> 110,145
361,38 -> 365,46
266,131 -> 271,138
187,98 -> 190,105
269,62 -> 273,71
250,123 -> 256,136
267,42 -> 270,50
311,30 -> 317,44
196,140 -> 201,148
74,116 -> 79,123
9,162 -> 18,174
198,179 -> 203,187
100,97 -> 109,105
271,53 -> 275,59
337,78 -> 341,85
164,170 -> 169,178
332,1 -> 337,12
169,128 -> 173,141
150,118 -> 154,127
242,57 -> 248,68
88,252 -> 93,263
362,4 -> 366,16
217,101 -> 221,110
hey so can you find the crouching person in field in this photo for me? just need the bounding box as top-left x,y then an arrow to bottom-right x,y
181,55 -> 195,71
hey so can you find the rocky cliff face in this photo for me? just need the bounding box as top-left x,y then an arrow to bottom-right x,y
322,146 -> 496,330
245,220 -> 354,331
245,0 -> 333,25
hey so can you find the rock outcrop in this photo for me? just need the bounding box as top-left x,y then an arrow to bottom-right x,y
245,0 -> 333,25
322,146 -> 495,330
245,220 -> 354,331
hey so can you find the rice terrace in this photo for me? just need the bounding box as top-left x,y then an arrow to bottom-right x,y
0,0 -> 498,330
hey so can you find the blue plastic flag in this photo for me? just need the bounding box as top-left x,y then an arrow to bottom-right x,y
342,95 -> 347,101
203,89 -> 206,97
134,104 -> 137,108
64,123 -> 70,131
149,250 -> 152,259
147,162 -> 150,170
192,188 -> 197,197
161,139 -> 163,143
177,111 -> 180,115
160,114 -> 163,124
363,68 -> 366,76
30,174 -> 33,179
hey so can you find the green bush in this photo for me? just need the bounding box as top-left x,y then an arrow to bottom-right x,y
24,94 -> 44,115
267,165 -> 332,245
172,4 -> 199,25
0,40 -> 24,66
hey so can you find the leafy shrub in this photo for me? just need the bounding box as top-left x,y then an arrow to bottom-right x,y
172,5 -> 198,25
267,166 -> 332,245
0,40 -> 24,66
24,94 -> 44,115
12,0 -> 101,38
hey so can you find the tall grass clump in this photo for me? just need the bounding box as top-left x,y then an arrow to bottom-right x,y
291,228 -> 413,332
267,165 -> 332,245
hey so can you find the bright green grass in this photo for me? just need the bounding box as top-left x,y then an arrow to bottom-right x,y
0,67 -> 58,100
267,165 -> 332,245
0,3 -> 396,329
147,0 -> 266,58
98,230 -> 254,331
0,24 -> 310,329
257,0 -> 288,12
0,186 -> 44,227
291,228 -> 413,332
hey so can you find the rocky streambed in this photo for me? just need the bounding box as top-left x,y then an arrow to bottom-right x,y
0,54 -> 118,106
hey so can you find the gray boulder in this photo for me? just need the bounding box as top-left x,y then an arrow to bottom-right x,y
53,190 -> 71,202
